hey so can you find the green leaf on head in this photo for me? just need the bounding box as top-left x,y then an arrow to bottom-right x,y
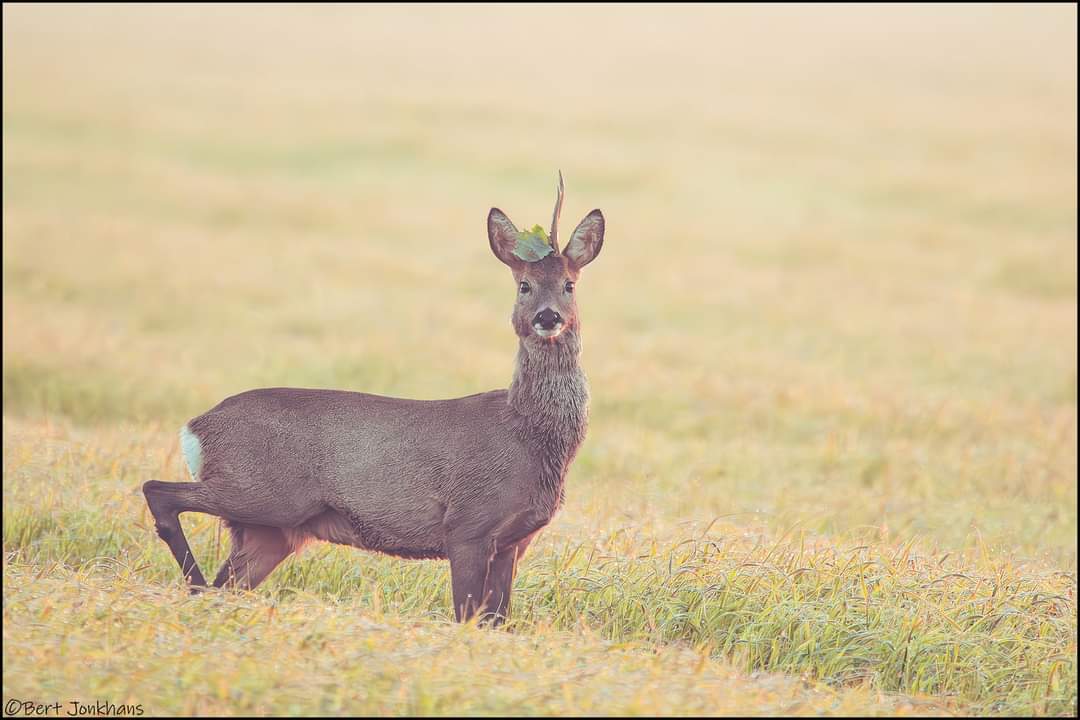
512,225 -> 554,262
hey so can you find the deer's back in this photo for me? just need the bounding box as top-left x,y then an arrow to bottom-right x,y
183,388 -> 535,540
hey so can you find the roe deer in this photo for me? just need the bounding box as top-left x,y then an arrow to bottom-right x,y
142,172 -> 605,623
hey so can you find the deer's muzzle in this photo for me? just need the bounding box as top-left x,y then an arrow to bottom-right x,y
532,308 -> 564,337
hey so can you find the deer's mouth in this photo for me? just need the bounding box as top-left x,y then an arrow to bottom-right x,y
531,307 -> 565,339
532,324 -> 566,340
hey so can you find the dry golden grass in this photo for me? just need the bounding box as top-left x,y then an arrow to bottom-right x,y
3,4 -> 1077,716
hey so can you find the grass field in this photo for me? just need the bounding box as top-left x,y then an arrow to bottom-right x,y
3,4 -> 1077,716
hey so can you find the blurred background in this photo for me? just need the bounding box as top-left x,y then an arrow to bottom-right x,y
3,4 -> 1076,556
3,6 -> 1077,715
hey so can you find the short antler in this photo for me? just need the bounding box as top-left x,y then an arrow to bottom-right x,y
550,170 -> 565,254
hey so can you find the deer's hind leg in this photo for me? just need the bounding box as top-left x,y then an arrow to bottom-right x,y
142,480 -> 216,589
212,523 -> 307,590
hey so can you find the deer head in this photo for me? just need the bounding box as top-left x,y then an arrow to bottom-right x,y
487,172 -> 605,344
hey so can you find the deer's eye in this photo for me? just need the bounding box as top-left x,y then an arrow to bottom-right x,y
519,281 -> 531,294
564,281 -> 575,294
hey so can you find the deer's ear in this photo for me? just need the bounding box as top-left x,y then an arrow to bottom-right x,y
563,210 -> 605,269
488,208 -> 523,268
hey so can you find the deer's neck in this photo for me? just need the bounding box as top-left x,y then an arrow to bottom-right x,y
507,328 -> 590,478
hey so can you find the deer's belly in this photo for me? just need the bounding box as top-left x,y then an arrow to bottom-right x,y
299,508 -> 447,560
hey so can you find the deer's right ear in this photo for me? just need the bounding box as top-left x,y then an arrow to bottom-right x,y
563,209 -> 605,269
488,208 -> 523,269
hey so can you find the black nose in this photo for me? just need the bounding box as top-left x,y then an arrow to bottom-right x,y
533,308 -> 563,330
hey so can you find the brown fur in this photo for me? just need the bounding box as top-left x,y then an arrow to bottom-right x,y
143,184 -> 605,624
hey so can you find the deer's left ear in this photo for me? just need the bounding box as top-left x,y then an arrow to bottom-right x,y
488,208 -> 524,269
563,210 -> 605,269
